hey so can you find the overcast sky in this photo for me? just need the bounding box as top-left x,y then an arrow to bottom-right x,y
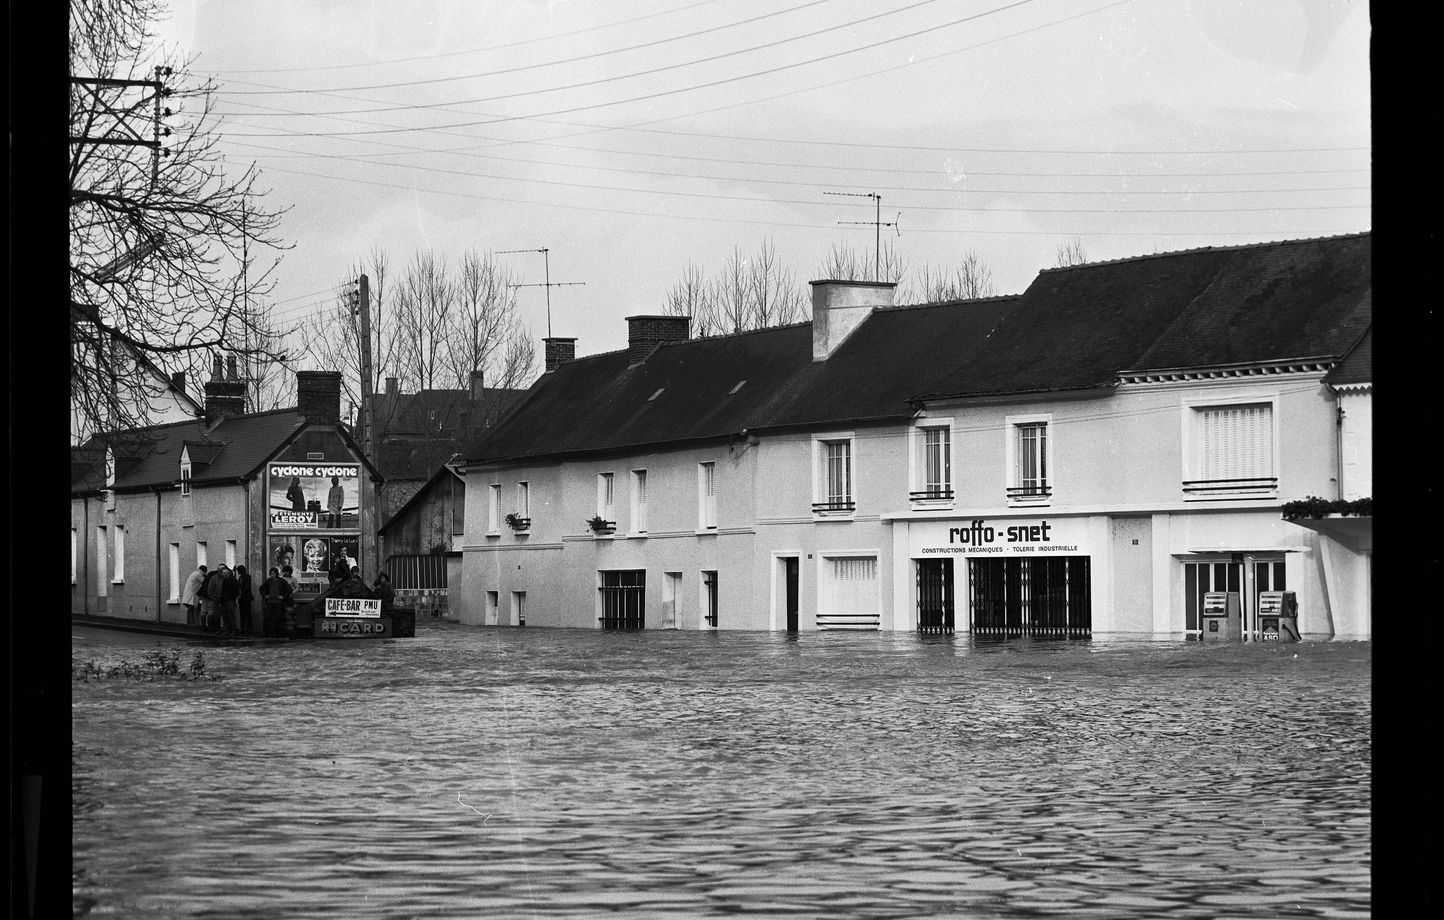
151,0 -> 1371,367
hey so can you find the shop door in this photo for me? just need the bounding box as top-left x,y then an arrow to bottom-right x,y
969,556 -> 1091,637
916,559 -> 954,634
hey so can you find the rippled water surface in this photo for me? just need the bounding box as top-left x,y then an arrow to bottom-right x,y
72,624 -> 1371,919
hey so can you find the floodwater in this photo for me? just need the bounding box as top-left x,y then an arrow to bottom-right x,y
72,624 -> 1371,919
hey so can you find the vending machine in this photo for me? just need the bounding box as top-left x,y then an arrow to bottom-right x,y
1258,591 -> 1300,642
1200,591 -> 1241,641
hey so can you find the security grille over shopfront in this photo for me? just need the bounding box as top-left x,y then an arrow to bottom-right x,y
599,569 -> 645,629
916,559 -> 955,634
969,556 -> 1091,637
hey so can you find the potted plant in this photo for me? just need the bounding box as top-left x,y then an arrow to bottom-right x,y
505,512 -> 531,531
586,515 -> 615,535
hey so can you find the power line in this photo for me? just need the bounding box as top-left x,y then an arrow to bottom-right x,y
214,0 -> 732,74
216,0 -> 1044,137
219,0 -> 840,98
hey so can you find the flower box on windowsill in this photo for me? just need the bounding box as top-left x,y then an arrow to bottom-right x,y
504,513 -> 531,532
586,516 -> 616,536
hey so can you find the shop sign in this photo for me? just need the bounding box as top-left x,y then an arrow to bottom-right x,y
914,518 -> 1085,557
267,462 -> 361,529
316,616 -> 392,639
325,597 -> 381,618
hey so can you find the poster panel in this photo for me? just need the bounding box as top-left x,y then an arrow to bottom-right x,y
267,535 -> 364,598
267,462 -> 361,530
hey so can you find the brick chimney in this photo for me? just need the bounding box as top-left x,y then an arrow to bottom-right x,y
385,376 -> 398,396
170,370 -> 185,394
809,280 -> 895,361
626,315 -> 690,366
469,369 -> 486,401
544,337 -> 577,373
203,352 -> 246,426
296,370 -> 342,426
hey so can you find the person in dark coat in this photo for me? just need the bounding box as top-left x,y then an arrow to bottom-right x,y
286,476 -> 306,511
373,572 -> 396,613
260,567 -> 292,638
215,565 -> 241,636
200,565 -> 226,632
235,564 -> 254,634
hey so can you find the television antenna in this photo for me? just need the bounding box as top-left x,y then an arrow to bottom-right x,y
498,248 -> 586,339
825,191 -> 900,282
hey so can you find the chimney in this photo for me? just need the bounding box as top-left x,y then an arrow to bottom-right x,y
385,376 -> 398,396
809,280 -> 895,361
170,371 -> 185,393
227,355 -> 239,380
544,337 -> 577,373
203,352 -> 247,426
626,315 -> 690,366
296,370 -> 342,426
469,369 -> 486,402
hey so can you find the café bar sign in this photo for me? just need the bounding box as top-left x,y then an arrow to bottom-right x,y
913,518 -> 1087,557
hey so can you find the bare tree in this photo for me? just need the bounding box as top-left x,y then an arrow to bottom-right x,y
1054,237 -> 1088,268
69,0 -> 289,445
395,251 -> 455,391
448,249 -> 524,388
749,238 -> 806,329
905,251 -> 997,302
663,261 -> 716,335
817,240 -> 908,287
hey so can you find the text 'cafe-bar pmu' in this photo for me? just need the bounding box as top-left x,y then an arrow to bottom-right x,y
899,510 -> 1300,639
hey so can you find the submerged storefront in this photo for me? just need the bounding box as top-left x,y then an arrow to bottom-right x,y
903,515 -> 1098,637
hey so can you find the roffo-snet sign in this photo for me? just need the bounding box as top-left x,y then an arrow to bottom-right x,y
916,519 -> 1083,556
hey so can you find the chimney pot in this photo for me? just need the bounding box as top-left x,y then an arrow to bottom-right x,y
809,280 -> 895,361
544,337 -> 577,373
211,353 -> 224,380
227,355 -> 239,380
625,315 -> 690,366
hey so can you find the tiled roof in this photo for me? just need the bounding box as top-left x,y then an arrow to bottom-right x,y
1325,325 -> 1372,386
369,386 -> 527,479
463,233 -> 1370,465
463,296 -> 1016,463
918,232 -> 1371,400
71,410 -> 308,495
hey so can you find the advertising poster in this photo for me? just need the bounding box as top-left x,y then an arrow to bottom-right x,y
267,462 -> 361,529
267,535 -> 363,597
331,535 -> 360,576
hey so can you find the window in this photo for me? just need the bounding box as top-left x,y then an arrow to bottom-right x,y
72,528 -> 78,585
225,540 -> 237,569
1007,415 -> 1052,502
168,543 -> 182,602
819,556 -> 879,629
1185,402 -> 1276,496
702,570 -> 718,628
96,527 -> 108,596
912,424 -> 953,502
180,463 -> 192,498
813,436 -> 854,514
488,484 -> 501,533
516,481 -> 530,517
196,540 -> 208,571
597,472 -> 615,522
112,525 -> 126,584
698,462 -> 717,530
600,570 -> 646,628
631,470 -> 648,533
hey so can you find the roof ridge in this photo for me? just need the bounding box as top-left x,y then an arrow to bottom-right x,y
1035,230 -> 1372,275
884,292 -> 1024,311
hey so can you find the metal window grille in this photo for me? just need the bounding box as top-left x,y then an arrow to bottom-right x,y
600,569 -> 646,629
385,554 -> 448,589
969,556 -> 1090,637
916,558 -> 954,633
703,570 -> 718,628
818,556 -> 878,629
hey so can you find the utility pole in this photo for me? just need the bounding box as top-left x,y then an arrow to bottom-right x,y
826,191 -> 899,282
354,274 -> 376,463
498,248 -> 585,339
70,68 -> 173,186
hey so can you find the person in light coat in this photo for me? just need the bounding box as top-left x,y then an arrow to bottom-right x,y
181,565 -> 208,627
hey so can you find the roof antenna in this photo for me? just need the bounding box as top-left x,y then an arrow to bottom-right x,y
498,248 -> 586,339
825,192 -> 900,282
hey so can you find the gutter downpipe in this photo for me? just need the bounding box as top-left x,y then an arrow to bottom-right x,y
156,487 -> 164,623
83,497 -> 90,616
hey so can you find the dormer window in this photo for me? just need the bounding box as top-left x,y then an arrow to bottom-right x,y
179,452 -> 193,499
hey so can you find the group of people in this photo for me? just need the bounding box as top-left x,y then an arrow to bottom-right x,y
180,559 -> 395,638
